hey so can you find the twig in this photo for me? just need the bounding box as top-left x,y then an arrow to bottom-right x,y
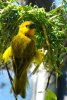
54,48 -> 58,88
42,25 -> 51,70
5,63 -> 17,100
45,70 -> 54,90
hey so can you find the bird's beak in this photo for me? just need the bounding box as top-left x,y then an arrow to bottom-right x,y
29,23 -> 36,29
27,23 -> 36,37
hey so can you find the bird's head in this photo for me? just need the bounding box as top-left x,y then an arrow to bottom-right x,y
19,21 -> 36,37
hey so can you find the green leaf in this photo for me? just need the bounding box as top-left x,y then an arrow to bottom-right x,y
45,89 -> 57,100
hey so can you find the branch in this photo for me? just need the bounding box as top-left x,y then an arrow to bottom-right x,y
5,63 -> 18,100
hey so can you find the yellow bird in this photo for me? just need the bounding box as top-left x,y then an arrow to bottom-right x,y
3,21 -> 44,98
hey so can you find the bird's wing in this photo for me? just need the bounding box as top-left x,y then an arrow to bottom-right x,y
11,34 -> 36,78
3,46 -> 13,63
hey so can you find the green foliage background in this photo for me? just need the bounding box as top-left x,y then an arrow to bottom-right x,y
0,1 -> 67,73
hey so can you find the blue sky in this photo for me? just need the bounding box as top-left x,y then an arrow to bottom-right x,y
55,0 -> 62,7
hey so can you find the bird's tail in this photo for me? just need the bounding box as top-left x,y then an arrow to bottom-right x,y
13,71 -> 28,98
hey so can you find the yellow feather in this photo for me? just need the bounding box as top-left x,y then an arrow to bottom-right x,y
32,49 -> 44,74
3,46 -> 12,63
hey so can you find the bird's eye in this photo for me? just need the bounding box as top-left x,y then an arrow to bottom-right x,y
26,25 -> 28,27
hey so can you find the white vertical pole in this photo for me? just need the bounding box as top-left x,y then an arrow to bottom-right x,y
36,63 -> 49,100
29,64 -> 38,100
29,63 -> 49,100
